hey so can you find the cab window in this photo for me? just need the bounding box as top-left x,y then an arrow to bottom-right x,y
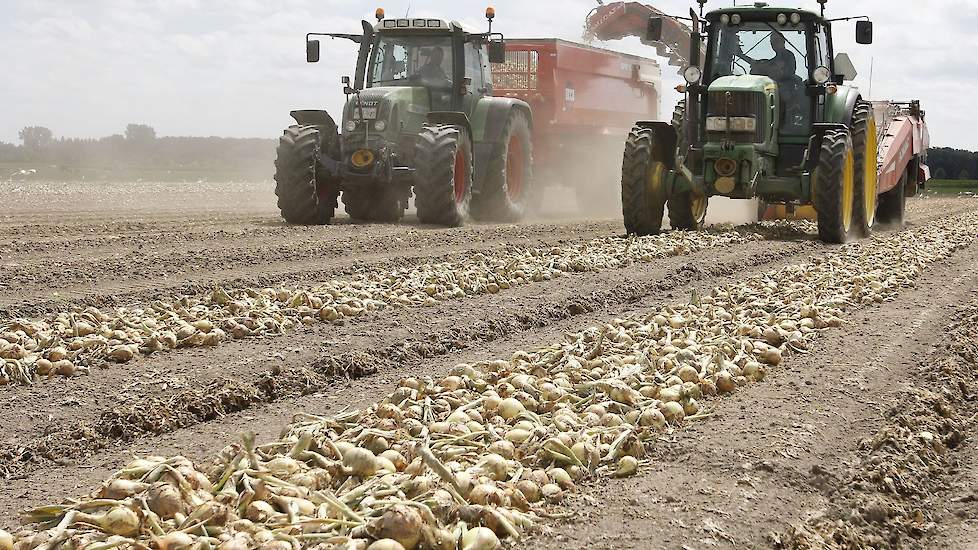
465,42 -> 486,91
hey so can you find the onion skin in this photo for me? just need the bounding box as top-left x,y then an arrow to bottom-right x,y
374,505 -> 422,550
461,526 -> 500,550
367,539 -> 407,550
0,529 -> 12,550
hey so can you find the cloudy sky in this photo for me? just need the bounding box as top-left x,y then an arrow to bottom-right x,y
1,0 -> 975,149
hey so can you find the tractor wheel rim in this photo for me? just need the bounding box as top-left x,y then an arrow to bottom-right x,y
842,148 -> 855,233
864,119 -> 879,227
692,195 -> 708,224
506,135 -> 523,200
454,148 -> 467,205
648,161 -> 666,199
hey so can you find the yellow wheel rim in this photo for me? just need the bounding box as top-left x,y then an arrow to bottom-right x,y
863,118 -> 878,227
691,194 -> 708,224
648,161 -> 665,196
842,147 -> 855,233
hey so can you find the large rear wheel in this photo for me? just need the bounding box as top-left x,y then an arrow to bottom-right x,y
274,125 -> 333,225
621,126 -> 669,236
472,111 -> 533,222
815,129 -> 856,244
414,124 -> 472,227
851,101 -> 878,238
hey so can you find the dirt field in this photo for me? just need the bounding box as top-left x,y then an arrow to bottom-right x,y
1,179 -> 977,549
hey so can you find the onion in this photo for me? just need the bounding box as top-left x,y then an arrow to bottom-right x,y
343,447 -> 378,477
374,505 -> 422,550
147,482 -> 184,519
367,539 -> 406,550
716,371 -> 736,393
98,479 -> 149,499
154,532 -> 195,550
660,401 -> 685,423
613,455 -> 639,477
677,365 -> 699,382
639,408 -> 666,429
76,506 -> 141,536
515,479 -> 541,502
468,483 -> 504,506
487,440 -> 515,460
461,527 -> 500,550
480,454 -> 509,481
497,397 -> 525,420
0,529 -> 11,550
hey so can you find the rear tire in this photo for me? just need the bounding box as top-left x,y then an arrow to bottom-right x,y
621,126 -> 668,236
815,129 -> 856,244
274,125 -> 332,225
876,171 -> 906,226
851,101 -> 878,238
472,111 -> 533,222
668,192 -> 708,230
414,124 -> 472,227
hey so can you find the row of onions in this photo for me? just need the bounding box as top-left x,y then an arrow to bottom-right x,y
7,213 -> 977,549
0,230 -> 763,387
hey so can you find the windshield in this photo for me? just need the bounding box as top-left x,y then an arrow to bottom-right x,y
708,23 -> 809,83
369,35 -> 453,88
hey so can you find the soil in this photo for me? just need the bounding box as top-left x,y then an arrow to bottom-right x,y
1,180 -> 976,549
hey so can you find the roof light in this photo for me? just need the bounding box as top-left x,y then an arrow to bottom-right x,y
731,13 -> 742,25
412,18 -> 426,27
375,8 -> 385,21
486,6 -> 496,20
720,14 -> 730,25
790,12 -> 802,24
382,20 -> 396,28
427,19 -> 441,27
396,19 -> 409,27
777,13 -> 788,25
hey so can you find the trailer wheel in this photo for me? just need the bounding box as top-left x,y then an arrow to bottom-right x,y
472,111 -> 533,222
668,193 -> 708,230
814,129 -> 856,244
414,124 -> 472,227
876,171 -> 906,227
851,101 -> 878,238
274,125 -> 333,225
621,126 -> 668,236
342,189 -> 404,222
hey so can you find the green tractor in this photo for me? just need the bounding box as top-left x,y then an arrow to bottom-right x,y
622,0 -> 877,243
274,7 -> 533,226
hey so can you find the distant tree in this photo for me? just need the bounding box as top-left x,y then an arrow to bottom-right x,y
18,126 -> 53,149
933,166 -> 946,179
959,168 -> 971,180
125,123 -> 156,143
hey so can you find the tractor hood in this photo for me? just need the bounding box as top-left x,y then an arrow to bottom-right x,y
708,74 -> 777,94
343,86 -> 433,131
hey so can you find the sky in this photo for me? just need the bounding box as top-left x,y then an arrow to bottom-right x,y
1,0 -> 976,149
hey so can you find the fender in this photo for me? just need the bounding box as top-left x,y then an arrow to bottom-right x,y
478,97 -> 532,144
823,86 -> 861,126
426,111 -> 473,143
290,109 -> 338,130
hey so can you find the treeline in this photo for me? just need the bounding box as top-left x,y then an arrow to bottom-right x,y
927,148 -> 978,180
1,124 -> 276,181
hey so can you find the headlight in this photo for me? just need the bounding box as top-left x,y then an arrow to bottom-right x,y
706,116 -> 757,133
813,65 -> 832,84
720,14 -> 730,25
790,12 -> 802,24
344,120 -> 357,132
731,13 -> 741,25
777,13 -> 788,25
373,120 -> 387,132
683,66 -> 702,84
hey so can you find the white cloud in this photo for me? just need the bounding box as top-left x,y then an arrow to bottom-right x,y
0,0 -> 974,150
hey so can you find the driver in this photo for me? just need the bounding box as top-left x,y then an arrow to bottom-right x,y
418,47 -> 449,83
736,33 -> 796,81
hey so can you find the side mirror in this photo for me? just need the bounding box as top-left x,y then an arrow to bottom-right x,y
342,76 -> 353,94
855,20 -> 873,44
488,40 -> 506,63
306,40 -> 321,63
647,17 -> 663,42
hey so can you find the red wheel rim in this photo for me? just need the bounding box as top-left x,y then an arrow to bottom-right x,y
505,135 -> 523,200
454,147 -> 467,205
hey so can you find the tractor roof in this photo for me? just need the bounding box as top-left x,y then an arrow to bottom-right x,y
375,18 -> 456,32
708,5 -> 823,23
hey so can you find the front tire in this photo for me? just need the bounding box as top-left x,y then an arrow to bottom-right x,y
274,125 -> 332,225
851,101 -> 878,238
668,192 -> 708,230
472,111 -> 533,222
414,124 -> 472,227
342,188 -> 405,222
815,129 -> 856,244
621,126 -> 669,236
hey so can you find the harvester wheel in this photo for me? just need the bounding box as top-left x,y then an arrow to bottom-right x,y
851,101 -> 878,238
876,171 -> 906,226
414,124 -> 472,226
668,192 -> 708,230
274,125 -> 333,225
341,189 -> 404,222
814,129 -> 856,244
621,126 -> 668,236
472,111 -> 533,222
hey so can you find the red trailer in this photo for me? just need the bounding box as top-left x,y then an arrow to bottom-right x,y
491,39 -> 661,209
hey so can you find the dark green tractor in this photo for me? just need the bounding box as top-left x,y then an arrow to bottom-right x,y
622,0 -> 877,243
275,8 -> 533,227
